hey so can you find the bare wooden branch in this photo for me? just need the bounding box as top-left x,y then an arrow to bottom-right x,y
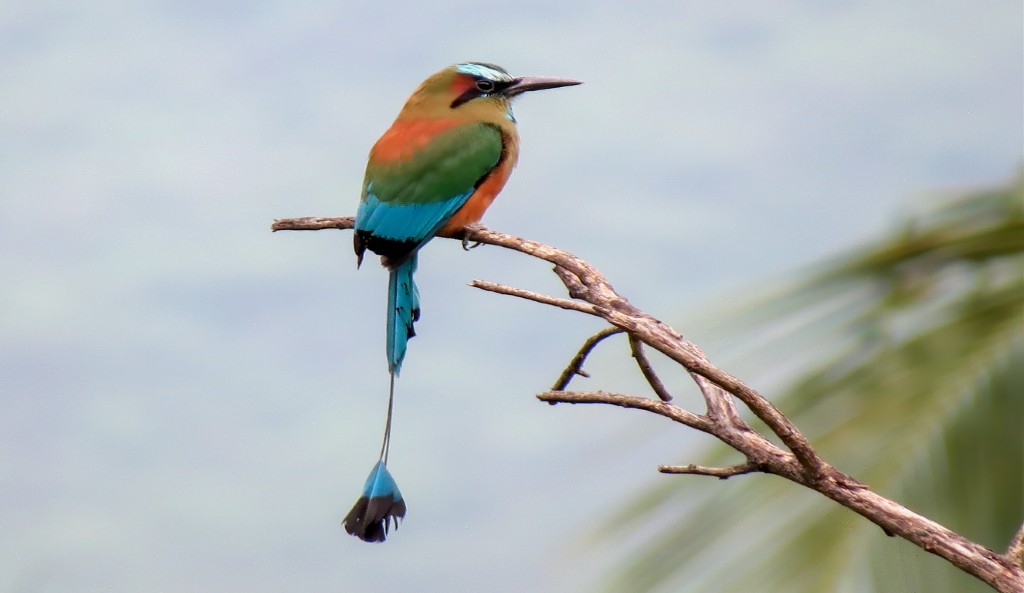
272,216 -> 353,231
537,390 -> 713,433
552,265 -> 589,300
551,327 -> 624,390
687,370 -> 745,429
468,280 -> 598,316
536,390 -> 1020,591
659,462 -> 760,478
810,469 -> 1023,592
1009,520 -> 1024,567
627,334 -> 673,402
272,215 -> 1024,593
460,224 -> 830,479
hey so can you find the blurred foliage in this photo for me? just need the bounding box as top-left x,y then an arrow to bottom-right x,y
601,172 -> 1024,593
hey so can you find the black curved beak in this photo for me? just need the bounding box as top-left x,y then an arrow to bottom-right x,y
502,76 -> 582,97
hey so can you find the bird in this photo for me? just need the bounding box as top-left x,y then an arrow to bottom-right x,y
342,62 -> 580,542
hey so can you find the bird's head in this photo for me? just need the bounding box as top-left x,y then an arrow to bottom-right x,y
399,62 -> 581,122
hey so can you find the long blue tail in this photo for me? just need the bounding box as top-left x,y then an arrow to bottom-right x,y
343,255 -> 418,543
386,253 -> 420,375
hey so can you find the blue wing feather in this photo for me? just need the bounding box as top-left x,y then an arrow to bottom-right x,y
356,186 -> 473,249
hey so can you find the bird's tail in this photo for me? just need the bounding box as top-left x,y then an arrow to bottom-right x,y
386,253 -> 420,376
342,459 -> 406,542
344,254 -> 418,543
344,356 -> 407,542
346,362 -> 405,544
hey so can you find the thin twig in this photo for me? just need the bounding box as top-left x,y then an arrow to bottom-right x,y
551,327 -> 624,390
272,216 -> 353,231
1009,520 -> 1024,567
627,334 -> 673,401
658,462 -> 760,479
469,280 -> 599,316
537,390 -> 713,433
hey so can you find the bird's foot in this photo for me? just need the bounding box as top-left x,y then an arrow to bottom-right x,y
460,223 -> 488,251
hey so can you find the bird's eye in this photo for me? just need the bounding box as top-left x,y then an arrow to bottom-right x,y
475,79 -> 495,93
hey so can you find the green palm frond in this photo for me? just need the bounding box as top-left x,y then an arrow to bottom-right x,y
601,172 -> 1024,593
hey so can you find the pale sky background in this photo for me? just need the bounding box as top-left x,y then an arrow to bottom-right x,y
2,1 -> 1021,592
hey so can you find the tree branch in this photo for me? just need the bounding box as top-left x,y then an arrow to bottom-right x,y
550,327 -> 624,390
272,216 -> 354,231
468,280 -> 598,316
537,390 -> 713,433
1009,520 -> 1024,567
658,462 -> 760,478
627,334 -> 673,402
272,215 -> 1024,592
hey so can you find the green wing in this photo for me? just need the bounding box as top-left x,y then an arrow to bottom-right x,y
355,122 -> 502,246
364,122 -> 503,205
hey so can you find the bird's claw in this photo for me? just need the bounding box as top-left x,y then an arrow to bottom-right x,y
460,223 -> 488,251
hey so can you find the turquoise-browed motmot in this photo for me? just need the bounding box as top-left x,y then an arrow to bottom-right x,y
343,63 -> 579,542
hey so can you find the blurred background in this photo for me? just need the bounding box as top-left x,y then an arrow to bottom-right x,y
1,1 -> 1020,592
